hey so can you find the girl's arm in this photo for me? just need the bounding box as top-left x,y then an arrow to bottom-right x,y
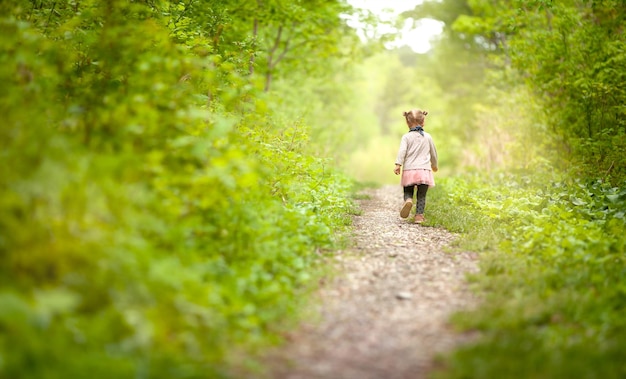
429,137 -> 439,172
394,136 -> 407,175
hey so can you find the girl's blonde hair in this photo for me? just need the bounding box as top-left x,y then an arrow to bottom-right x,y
403,109 -> 428,126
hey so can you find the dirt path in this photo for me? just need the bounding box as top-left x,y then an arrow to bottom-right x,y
269,185 -> 479,379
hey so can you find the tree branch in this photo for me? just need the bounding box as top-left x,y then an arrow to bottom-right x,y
267,25 -> 284,69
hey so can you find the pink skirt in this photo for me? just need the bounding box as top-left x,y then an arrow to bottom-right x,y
401,169 -> 435,187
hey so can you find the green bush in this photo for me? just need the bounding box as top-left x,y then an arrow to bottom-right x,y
0,4 -> 356,378
430,173 -> 626,379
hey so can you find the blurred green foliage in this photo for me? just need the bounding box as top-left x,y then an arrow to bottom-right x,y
406,0 -> 626,182
428,174 -> 626,378
0,0 -> 359,377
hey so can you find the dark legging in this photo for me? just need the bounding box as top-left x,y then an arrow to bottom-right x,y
403,184 -> 429,214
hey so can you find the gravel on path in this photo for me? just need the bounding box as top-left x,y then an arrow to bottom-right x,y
268,185 -> 479,379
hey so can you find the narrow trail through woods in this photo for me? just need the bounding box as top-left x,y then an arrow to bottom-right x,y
269,185 -> 479,379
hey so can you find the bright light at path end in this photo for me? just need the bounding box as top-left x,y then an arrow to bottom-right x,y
347,0 -> 444,54
391,18 -> 444,54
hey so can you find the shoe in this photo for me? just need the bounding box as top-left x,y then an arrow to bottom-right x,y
400,199 -> 413,218
414,214 -> 425,224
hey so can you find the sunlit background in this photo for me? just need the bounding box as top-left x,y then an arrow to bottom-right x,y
342,0 -> 449,185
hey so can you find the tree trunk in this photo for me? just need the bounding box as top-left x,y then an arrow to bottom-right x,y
250,17 -> 258,75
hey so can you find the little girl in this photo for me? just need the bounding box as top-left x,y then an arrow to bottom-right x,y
394,109 -> 438,224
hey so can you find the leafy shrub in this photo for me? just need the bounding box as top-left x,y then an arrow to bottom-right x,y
0,3 -> 355,378
429,173 -> 626,379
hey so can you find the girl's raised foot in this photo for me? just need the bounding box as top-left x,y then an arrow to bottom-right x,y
400,199 -> 413,218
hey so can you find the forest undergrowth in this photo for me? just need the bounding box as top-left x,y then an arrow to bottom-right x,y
0,2 -> 360,378
426,172 -> 626,378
